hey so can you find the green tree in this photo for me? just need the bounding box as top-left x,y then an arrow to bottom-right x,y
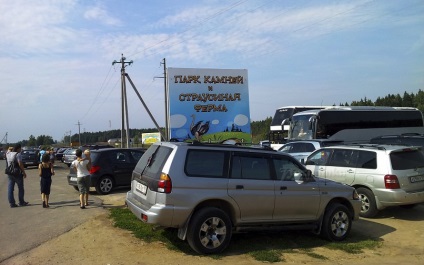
27,135 -> 36,147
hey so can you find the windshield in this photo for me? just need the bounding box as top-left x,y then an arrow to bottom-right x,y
289,114 -> 313,140
271,108 -> 294,127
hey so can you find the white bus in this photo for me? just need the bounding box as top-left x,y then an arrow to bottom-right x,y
269,106 -> 328,150
288,106 -> 424,143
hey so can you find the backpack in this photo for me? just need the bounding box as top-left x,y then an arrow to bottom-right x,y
5,154 -> 21,177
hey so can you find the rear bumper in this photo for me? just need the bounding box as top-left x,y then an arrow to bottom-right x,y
125,191 -> 176,227
375,189 -> 424,209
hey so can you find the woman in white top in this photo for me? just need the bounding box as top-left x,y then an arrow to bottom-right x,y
71,149 -> 91,209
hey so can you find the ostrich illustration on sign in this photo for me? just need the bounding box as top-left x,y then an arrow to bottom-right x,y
167,67 -> 251,144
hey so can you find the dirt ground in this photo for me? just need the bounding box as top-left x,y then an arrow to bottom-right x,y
3,194 -> 424,265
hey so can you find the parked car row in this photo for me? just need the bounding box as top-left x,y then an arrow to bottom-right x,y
30,134 -> 418,255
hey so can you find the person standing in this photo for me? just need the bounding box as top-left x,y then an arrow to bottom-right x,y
39,153 -> 55,208
49,148 -> 55,166
71,149 -> 91,209
6,143 -> 29,208
38,146 -> 46,164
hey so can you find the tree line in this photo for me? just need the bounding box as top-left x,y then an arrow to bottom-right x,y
7,89 -> 424,147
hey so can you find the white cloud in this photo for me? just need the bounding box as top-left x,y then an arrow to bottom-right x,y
84,4 -> 121,26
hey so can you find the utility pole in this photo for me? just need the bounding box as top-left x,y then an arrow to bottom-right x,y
66,130 -> 72,146
76,121 -> 82,145
113,54 -> 133,148
154,58 -> 168,141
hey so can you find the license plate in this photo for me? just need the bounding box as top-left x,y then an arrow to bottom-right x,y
135,182 -> 147,195
410,175 -> 424,183
70,177 -> 77,182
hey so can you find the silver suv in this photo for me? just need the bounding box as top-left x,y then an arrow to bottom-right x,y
305,144 -> 424,218
126,142 -> 361,254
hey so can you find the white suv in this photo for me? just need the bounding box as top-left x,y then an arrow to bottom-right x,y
305,144 -> 424,218
126,142 -> 361,254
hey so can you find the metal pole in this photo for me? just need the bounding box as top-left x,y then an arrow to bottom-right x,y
120,56 -> 125,148
123,74 -> 130,148
125,73 -> 167,141
162,58 -> 168,141
113,54 -> 133,148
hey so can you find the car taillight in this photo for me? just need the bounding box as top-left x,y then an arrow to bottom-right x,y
158,173 -> 172,193
90,165 -> 100,174
384,175 -> 400,189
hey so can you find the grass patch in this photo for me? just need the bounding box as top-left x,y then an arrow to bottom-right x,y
249,249 -> 283,263
109,208 -> 381,263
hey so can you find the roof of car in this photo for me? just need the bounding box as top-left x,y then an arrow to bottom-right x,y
90,147 -> 146,153
153,141 -> 279,153
318,143 -> 422,152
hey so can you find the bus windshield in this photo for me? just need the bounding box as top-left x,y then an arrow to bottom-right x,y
290,114 -> 314,140
269,106 -> 326,149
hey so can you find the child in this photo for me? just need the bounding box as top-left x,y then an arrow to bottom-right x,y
39,153 -> 55,208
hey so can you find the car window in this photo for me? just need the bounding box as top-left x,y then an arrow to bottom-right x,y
303,143 -> 316,152
135,145 -> 172,180
305,149 -> 332,166
390,150 -> 424,170
273,156 -> 305,181
356,150 -> 377,169
279,144 -> 292,153
328,149 -> 354,167
131,151 -> 144,162
291,143 -> 304,153
231,154 -> 271,180
185,150 -> 226,178
112,151 -> 130,163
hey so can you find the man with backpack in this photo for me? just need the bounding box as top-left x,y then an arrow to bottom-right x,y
6,143 -> 29,208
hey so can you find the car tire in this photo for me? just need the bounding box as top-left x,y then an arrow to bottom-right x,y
320,203 -> 352,241
95,176 -> 114,195
356,187 -> 378,218
186,207 -> 232,254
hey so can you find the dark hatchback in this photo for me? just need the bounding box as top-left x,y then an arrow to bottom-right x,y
21,149 -> 40,168
67,148 -> 145,194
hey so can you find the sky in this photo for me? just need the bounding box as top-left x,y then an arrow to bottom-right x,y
0,0 -> 423,143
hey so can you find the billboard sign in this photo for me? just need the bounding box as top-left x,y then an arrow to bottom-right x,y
167,67 -> 251,144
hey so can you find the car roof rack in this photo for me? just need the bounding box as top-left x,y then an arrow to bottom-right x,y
189,140 -> 276,151
342,143 -> 387,150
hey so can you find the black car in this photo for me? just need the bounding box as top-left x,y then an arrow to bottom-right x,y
55,147 -> 70,161
21,149 -> 40,168
67,148 -> 145,194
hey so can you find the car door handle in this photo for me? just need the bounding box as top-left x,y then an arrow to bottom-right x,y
236,185 -> 244,189
280,186 -> 287,190
347,169 -> 354,173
